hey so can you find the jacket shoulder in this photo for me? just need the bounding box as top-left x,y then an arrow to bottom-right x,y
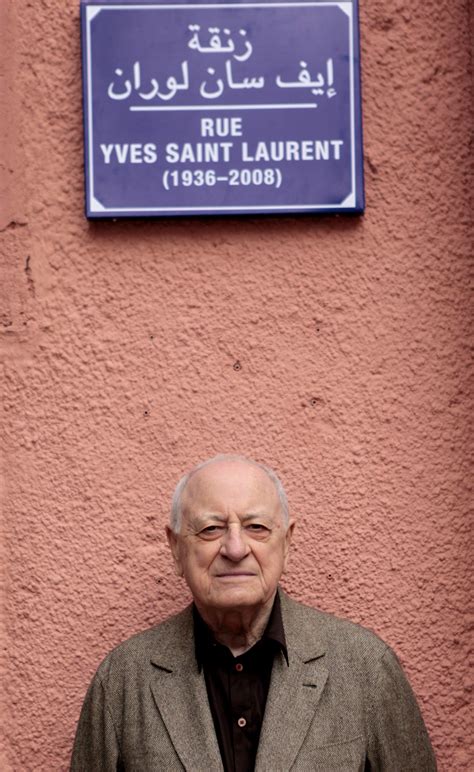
95,604 -> 193,679
280,591 -> 389,662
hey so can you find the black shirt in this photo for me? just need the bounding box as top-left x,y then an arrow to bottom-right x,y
194,595 -> 288,772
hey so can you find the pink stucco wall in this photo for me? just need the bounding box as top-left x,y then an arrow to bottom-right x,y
1,1 -> 472,769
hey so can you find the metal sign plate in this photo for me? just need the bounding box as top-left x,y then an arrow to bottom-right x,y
81,1 -> 364,217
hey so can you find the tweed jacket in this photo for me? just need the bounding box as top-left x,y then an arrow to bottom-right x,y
70,590 -> 436,771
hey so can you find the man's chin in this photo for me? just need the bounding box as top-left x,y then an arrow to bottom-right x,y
207,583 -> 268,609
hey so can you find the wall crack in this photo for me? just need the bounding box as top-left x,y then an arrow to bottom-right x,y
24,255 -> 35,297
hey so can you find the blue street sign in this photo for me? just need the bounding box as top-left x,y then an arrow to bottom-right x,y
81,1 -> 364,217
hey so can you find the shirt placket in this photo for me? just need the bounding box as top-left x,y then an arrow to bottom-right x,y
230,655 -> 253,767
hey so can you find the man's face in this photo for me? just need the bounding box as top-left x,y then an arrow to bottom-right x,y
167,460 -> 294,617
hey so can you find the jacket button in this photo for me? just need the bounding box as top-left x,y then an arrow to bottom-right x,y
237,717 -> 246,728
235,663 -> 243,672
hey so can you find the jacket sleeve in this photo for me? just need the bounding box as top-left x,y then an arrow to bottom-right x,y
366,646 -> 437,771
70,671 -> 122,772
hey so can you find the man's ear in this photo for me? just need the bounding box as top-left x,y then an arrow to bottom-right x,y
166,525 -> 184,577
283,519 -> 296,571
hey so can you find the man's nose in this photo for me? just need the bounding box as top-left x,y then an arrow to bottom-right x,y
219,524 -> 249,561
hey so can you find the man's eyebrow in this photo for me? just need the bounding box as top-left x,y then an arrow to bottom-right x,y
190,514 -> 227,528
190,512 -> 271,528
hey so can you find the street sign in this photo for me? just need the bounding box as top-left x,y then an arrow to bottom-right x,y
81,1 -> 364,217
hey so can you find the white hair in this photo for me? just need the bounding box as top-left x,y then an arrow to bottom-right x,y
170,454 -> 289,533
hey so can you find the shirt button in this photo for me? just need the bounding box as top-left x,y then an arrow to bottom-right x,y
235,663 -> 243,672
237,717 -> 246,728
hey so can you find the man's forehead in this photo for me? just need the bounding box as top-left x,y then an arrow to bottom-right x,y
182,459 -> 280,511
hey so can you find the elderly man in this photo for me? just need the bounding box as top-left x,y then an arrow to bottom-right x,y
71,455 -> 436,771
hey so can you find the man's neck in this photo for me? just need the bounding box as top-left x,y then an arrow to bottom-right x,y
196,593 -> 276,657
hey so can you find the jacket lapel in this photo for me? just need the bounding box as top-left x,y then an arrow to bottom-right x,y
255,591 -> 328,771
148,593 -> 328,771
149,607 -> 223,771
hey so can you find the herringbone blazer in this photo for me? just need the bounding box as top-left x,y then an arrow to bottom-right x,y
70,590 -> 436,771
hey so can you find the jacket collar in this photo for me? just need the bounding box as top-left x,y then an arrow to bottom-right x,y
279,587 -> 327,661
149,587 -> 326,671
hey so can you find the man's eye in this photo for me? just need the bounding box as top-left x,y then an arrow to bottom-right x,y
246,524 -> 269,534
199,526 -> 223,538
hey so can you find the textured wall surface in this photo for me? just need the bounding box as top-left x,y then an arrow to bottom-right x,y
1,0 -> 472,770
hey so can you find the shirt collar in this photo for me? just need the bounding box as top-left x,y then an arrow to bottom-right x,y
193,591 -> 289,670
